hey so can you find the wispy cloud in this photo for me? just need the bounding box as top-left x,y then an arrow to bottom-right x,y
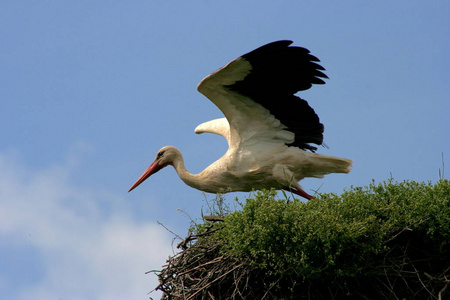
0,146 -> 172,300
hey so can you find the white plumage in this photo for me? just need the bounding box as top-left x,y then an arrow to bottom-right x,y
129,40 -> 352,199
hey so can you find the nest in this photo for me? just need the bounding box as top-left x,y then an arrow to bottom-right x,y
151,219 -> 449,300
148,182 -> 450,299
152,217 -> 298,299
153,219 -> 260,300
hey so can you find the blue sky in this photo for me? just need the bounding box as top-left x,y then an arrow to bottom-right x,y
1,1 -> 448,299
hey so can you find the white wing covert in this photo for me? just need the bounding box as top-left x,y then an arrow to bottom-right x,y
194,118 -> 231,146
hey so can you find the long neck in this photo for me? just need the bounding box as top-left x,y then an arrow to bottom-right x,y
171,151 -> 204,190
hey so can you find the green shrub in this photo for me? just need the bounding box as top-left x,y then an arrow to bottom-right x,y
157,180 -> 450,299
220,180 -> 449,277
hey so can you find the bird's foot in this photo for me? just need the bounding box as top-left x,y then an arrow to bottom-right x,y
284,187 -> 314,200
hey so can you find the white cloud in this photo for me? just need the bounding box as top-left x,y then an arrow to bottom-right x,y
0,147 -> 172,300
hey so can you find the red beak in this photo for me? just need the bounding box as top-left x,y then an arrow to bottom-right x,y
128,160 -> 162,192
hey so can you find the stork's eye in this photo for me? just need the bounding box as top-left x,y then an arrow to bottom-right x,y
157,151 -> 165,159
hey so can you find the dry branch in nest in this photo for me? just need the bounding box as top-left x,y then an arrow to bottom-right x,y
153,224 -> 256,300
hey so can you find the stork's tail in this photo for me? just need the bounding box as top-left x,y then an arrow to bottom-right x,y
307,153 -> 353,178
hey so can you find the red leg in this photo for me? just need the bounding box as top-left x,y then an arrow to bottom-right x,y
283,187 -> 314,200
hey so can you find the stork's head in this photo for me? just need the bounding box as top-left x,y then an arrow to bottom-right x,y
128,146 -> 179,192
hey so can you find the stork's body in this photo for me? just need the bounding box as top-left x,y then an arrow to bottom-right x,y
129,41 -> 352,199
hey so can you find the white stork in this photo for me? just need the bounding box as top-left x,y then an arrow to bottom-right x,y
128,40 -> 352,200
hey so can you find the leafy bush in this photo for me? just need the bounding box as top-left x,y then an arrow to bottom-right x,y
220,180 -> 449,279
156,179 -> 450,299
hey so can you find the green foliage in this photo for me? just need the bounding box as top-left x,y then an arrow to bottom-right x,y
217,179 -> 450,279
157,179 -> 450,299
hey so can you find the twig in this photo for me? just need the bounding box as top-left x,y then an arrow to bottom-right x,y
186,263 -> 244,300
204,215 -> 224,222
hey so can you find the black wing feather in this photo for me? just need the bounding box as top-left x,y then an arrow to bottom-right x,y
226,40 -> 327,152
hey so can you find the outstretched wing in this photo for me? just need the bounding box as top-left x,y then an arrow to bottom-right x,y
197,40 -> 327,152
